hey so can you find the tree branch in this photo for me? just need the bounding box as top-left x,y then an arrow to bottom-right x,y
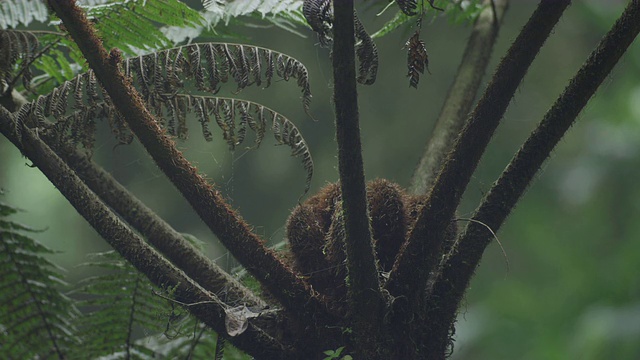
427,0 -> 640,339
386,0 -> 570,305
332,0 -> 384,355
409,0 -> 509,195
42,140 -> 266,309
47,0 -> 326,320
0,107 -> 292,359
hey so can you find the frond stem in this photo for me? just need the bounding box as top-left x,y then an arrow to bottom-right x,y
427,0 -> 640,342
332,0 -> 385,355
387,0 -> 570,308
2,233 -> 65,359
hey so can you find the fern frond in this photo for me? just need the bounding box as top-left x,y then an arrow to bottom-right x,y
158,321 -> 232,359
163,0 -> 306,45
0,201 -> 78,359
224,0 -> 265,17
81,0 -> 204,55
71,251 -> 170,359
23,34 -> 86,96
0,0 -> 49,29
253,1 -> 309,36
0,29 -> 39,92
303,0 -> 332,46
302,1 -> 378,85
18,41 -> 315,193
406,30 -> 430,88
397,0 -> 443,15
372,0 -> 484,39
2,0 -> 308,97
371,9 -> 408,39
182,95 -> 314,195
24,42 -> 313,148
354,15 -> 378,85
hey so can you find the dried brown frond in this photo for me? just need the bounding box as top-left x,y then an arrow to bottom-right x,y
406,30 -> 430,88
0,30 -> 38,92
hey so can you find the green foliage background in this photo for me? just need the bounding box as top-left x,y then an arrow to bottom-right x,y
1,1 -> 640,359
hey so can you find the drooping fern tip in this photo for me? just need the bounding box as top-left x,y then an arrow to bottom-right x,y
406,30 -> 430,88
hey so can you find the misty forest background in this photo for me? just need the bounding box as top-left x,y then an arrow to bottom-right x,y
1,1 -> 640,359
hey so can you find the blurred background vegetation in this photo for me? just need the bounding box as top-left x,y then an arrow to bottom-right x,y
1,1 -> 639,358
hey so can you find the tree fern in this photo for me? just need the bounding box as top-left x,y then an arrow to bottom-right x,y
0,203 -> 247,359
83,0 -> 204,55
0,0 -> 48,29
3,1 -> 312,95
0,200 -> 79,359
205,0 -> 306,27
163,1 -> 308,48
70,250 -> 252,359
184,95 -> 314,194
70,251 -> 171,359
365,0 -> 485,88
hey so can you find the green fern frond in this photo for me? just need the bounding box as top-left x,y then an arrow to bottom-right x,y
257,12 -> 309,38
0,200 -> 79,359
0,29 -> 88,100
0,0 -> 49,29
1,0 -> 204,94
372,0 -> 484,39
206,0 -> 306,26
80,0 -> 204,55
371,9 -> 410,39
3,1 -> 309,97
71,251 -> 170,360
406,30 -> 430,88
186,95 -> 314,195
164,0 -> 307,44
119,42 -> 312,116
448,0 -> 488,23
225,0 -> 306,24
